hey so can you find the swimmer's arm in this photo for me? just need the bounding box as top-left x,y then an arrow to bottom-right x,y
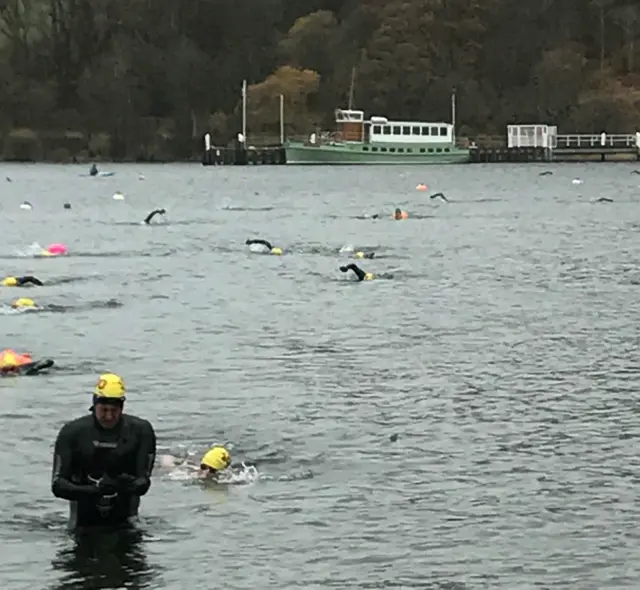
130,421 -> 157,496
340,264 -> 366,281
23,276 -> 43,286
246,239 -> 272,250
51,426 -> 99,501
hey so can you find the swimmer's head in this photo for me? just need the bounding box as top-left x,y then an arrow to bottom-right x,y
355,251 -> 365,259
198,446 -> 231,478
393,208 -> 408,220
355,252 -> 375,260
364,273 -> 375,281
2,277 -> 18,287
63,203 -> 71,209
270,247 -> 283,256
92,373 -> 126,429
11,297 -> 36,309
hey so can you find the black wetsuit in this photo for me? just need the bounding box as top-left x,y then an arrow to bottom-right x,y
245,238 -> 273,250
8,276 -> 43,286
52,414 -> 156,530
340,263 -> 367,281
144,209 -> 166,224
0,359 -> 54,376
90,164 -> 98,177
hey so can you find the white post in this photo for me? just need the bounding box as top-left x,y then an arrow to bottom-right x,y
636,131 -> 640,149
242,79 -> 247,145
279,94 -> 284,144
204,133 -> 211,151
451,88 -> 456,142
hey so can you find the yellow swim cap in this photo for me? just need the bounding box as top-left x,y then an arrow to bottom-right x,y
2,277 -> 17,287
355,252 -> 364,259
271,247 -> 283,255
39,251 -> 53,257
11,297 -> 35,309
200,446 -> 231,471
364,273 -> 375,281
94,373 -> 126,399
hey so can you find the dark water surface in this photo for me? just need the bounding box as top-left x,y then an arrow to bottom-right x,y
1,162 -> 639,589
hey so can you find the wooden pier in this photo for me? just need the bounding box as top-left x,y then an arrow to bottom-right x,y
202,145 -> 286,165
470,126 -> 640,163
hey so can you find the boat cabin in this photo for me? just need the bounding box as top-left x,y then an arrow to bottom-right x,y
334,109 -> 454,144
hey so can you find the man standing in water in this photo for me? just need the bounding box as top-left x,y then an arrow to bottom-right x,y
51,373 -> 156,530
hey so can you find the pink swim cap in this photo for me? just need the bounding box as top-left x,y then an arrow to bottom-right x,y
46,243 -> 67,255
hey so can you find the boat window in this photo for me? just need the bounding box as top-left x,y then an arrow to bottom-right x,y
407,148 -> 412,153
436,148 -> 442,153
398,148 -> 404,153
372,147 -> 378,152
402,126 -> 410,135
428,148 -> 434,153
393,126 -> 401,135
383,126 -> 391,135
419,148 -> 425,153
389,147 -> 396,152
444,148 -> 450,152
363,147 -> 369,151
430,126 -> 438,135
372,125 -> 381,135
412,126 -> 420,135
381,147 -> 387,152
421,127 -> 429,135
439,127 -> 447,136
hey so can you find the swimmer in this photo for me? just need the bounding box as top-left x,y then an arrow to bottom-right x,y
2,275 -> 43,287
11,297 -> 38,310
89,163 -> 98,176
430,192 -> 448,202
143,208 -> 166,224
63,203 -> 71,209
245,238 -> 283,255
160,446 -> 256,482
0,348 -> 53,375
392,208 -> 408,220
339,263 -> 375,281
354,251 -> 375,259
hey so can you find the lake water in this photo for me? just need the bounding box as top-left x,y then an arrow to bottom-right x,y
0,161 -> 639,589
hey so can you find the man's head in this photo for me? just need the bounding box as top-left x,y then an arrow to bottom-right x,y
92,373 -> 126,429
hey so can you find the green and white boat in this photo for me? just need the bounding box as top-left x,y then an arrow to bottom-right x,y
284,108 -> 470,165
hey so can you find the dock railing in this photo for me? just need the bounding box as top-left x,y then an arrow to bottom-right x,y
555,134 -> 638,149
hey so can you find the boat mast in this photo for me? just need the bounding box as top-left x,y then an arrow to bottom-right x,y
348,65 -> 356,110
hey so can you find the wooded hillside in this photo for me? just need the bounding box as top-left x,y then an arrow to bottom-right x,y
1,0 -> 639,160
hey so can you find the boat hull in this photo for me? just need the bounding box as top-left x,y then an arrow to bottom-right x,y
284,141 -> 470,165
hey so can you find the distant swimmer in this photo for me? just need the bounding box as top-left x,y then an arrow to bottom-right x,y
392,208 -> 409,220
539,171 -> 553,176
430,192 -> 448,202
143,208 -> 166,224
632,170 -> 640,175
339,263 -> 375,281
354,251 -> 375,259
63,202 -> 71,209
595,197 -> 613,202
0,348 -> 54,376
11,297 -> 38,310
245,238 -> 283,255
2,275 -> 43,287
90,163 -> 98,177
